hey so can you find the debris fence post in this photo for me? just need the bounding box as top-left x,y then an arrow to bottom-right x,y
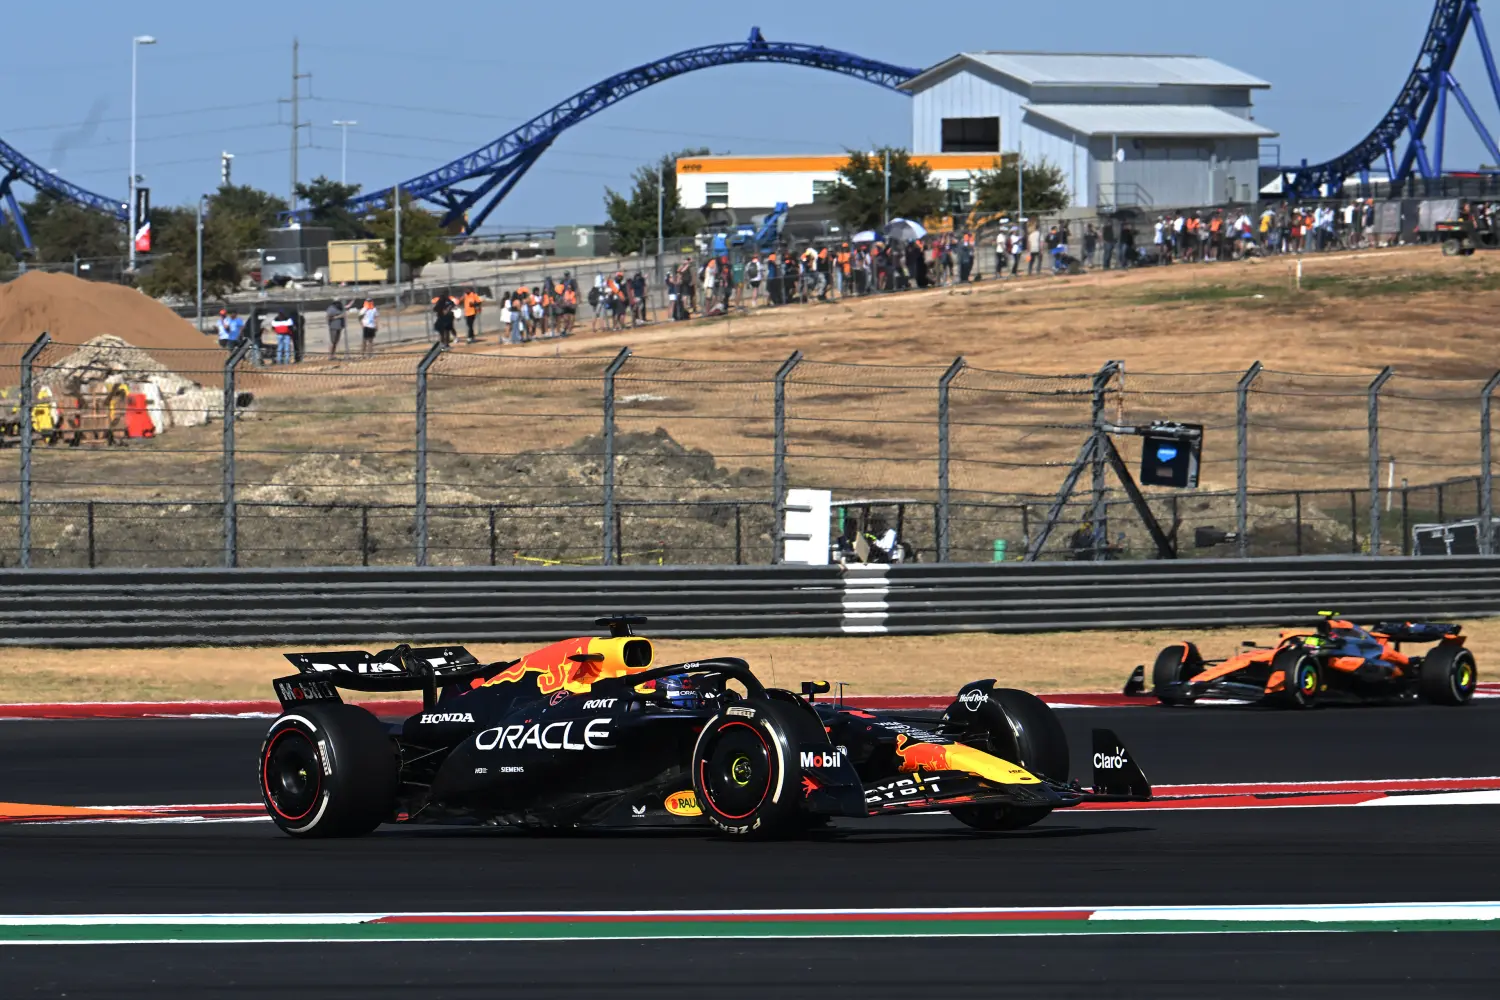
414,342 -> 445,567
18,331 -> 50,569
1235,361 -> 1263,559
1481,372 -> 1500,555
936,356 -> 966,562
602,347 -> 632,566
221,338 -> 252,568
1090,361 -> 1122,560
1367,366 -> 1394,556
771,350 -> 804,565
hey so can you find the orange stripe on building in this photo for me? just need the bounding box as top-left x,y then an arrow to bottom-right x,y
677,154 -> 1006,174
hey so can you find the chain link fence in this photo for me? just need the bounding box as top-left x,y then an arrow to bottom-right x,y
3,335 -> 1496,568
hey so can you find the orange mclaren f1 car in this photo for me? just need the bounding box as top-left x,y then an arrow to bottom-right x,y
1123,613 -> 1478,708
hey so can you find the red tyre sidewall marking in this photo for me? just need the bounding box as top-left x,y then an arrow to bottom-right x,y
699,721 -> 772,821
262,726 -> 322,823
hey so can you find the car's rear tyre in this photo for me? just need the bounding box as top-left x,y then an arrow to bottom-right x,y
1152,642 -> 1204,705
942,686 -> 1068,832
1275,647 -> 1321,709
1443,238 -> 1463,256
692,700 -> 819,839
259,704 -> 398,838
1419,644 -> 1477,705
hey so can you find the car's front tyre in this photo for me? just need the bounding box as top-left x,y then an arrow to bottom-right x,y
943,685 -> 1068,832
1274,647 -> 1321,709
691,700 -> 817,839
259,704 -> 398,838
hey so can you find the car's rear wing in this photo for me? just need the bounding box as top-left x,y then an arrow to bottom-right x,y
1370,622 -> 1462,644
274,644 -> 515,711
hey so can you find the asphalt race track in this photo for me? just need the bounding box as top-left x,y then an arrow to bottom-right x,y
4,703 -> 1500,998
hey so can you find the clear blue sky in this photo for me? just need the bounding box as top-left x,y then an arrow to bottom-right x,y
4,0 -> 1494,229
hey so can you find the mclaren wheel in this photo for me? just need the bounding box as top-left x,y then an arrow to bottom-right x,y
691,700 -> 819,839
1274,647 -> 1322,709
259,704 -> 398,838
1419,644 -> 1478,706
942,686 -> 1068,832
1152,642 -> 1204,706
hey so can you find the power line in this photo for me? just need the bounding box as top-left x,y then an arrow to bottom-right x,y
5,100 -> 281,136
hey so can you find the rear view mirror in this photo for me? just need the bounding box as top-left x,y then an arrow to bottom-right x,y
801,680 -> 832,698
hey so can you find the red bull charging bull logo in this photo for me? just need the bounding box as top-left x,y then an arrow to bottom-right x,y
894,734 -> 1040,786
476,637 -> 654,695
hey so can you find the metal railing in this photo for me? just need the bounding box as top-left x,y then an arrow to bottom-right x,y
3,337 -> 1497,568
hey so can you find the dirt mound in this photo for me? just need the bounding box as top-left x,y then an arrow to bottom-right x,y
0,271 -> 212,355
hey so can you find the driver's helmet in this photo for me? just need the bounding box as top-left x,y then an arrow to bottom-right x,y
655,672 -> 729,709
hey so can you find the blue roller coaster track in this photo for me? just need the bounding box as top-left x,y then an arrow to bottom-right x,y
332,27 -> 918,231
1283,0 -> 1500,198
0,137 -> 125,250
0,28 -> 915,248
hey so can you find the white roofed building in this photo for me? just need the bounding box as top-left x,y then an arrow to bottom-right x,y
899,52 -> 1277,210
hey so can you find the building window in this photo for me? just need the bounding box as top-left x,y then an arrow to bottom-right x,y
941,117 -> 1000,153
705,181 -> 729,206
945,178 -> 971,213
812,180 -> 838,201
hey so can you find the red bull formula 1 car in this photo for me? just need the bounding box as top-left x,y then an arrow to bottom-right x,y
1124,613 -> 1478,708
259,616 -> 1151,839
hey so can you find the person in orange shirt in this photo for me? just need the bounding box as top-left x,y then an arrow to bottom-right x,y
460,286 -> 482,343
836,244 -> 850,297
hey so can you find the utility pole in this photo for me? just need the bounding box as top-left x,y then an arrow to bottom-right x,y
128,34 -> 157,271
882,148 -> 890,227
657,162 -> 664,258
393,183 -> 402,306
282,38 -> 312,211
195,194 -> 207,330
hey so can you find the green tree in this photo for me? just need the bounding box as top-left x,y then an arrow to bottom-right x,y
973,156 -> 1071,216
604,148 -> 706,255
826,148 -> 945,233
24,192 -> 125,265
208,183 -> 288,255
365,190 -> 446,278
136,204 -> 243,299
294,175 -> 365,239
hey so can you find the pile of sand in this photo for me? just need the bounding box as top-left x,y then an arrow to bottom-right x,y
0,271 -> 213,356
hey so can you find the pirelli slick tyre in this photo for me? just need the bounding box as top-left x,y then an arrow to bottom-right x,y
691,700 -> 820,839
1152,642 -> 1204,705
259,705 -> 398,838
942,685 -> 1068,832
1419,644 -> 1478,706
1275,647 -> 1322,709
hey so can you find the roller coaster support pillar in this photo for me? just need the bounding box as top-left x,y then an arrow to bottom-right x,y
0,172 -> 32,251
1442,72 -> 1500,167
1236,362 -> 1263,560
602,347 -> 633,566
1368,367 -> 1394,556
1481,371 -> 1500,556
414,341 -> 445,568
1471,1 -> 1500,120
18,332 -> 50,569
771,351 -> 804,565
467,142 -> 551,234
936,356 -> 966,563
